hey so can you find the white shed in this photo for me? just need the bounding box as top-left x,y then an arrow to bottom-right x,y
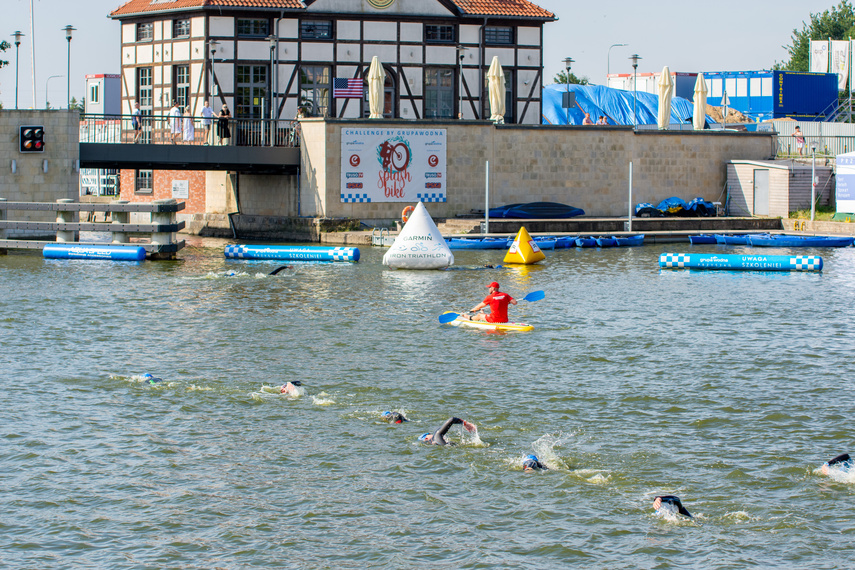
726,160 -> 833,217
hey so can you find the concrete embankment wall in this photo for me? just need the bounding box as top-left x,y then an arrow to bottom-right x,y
300,119 -> 777,224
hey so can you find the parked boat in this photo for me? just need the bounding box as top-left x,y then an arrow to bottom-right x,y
614,234 -> 645,246
446,238 -> 508,250
575,237 -> 597,248
595,237 -> 618,247
747,234 -> 855,248
714,233 -> 769,245
689,234 -> 717,244
554,236 -> 575,249
488,202 -> 585,219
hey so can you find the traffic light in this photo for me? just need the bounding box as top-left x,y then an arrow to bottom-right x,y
20,125 -> 45,153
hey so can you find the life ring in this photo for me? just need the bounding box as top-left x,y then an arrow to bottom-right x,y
402,205 -> 415,223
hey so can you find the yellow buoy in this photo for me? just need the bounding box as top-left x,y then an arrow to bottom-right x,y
503,226 -> 546,264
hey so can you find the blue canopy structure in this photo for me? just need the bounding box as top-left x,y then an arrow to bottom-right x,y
542,83 -> 710,127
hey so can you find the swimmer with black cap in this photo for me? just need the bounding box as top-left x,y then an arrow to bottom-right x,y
280,380 -> 303,395
418,417 -> 475,445
381,411 -> 408,424
653,495 -> 693,518
821,453 -> 854,475
522,454 -> 547,471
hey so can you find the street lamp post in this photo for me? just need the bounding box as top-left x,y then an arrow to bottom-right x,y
12,31 -> 23,109
607,43 -> 627,82
457,46 -> 468,119
563,57 -> 574,125
208,40 -> 220,100
811,141 -> 818,221
63,25 -> 76,109
629,54 -> 642,128
45,74 -> 63,109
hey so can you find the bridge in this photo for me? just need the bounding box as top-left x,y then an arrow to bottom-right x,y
79,114 -> 300,174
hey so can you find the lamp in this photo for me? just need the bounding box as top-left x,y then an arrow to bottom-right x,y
811,140 -> 818,221
629,54 -> 642,127
63,25 -> 76,109
607,43 -> 627,81
12,31 -> 24,109
563,57 -> 574,125
208,39 -> 220,100
457,46 -> 468,119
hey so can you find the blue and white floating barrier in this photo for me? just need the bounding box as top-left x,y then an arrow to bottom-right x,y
224,245 -> 360,262
43,244 -> 146,261
659,253 -> 822,272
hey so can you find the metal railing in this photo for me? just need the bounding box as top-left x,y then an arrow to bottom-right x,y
775,134 -> 855,158
79,114 -> 301,148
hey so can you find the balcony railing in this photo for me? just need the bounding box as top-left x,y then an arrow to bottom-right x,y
79,114 -> 300,147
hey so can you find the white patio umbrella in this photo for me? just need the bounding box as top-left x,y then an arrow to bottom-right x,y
657,66 -> 673,130
368,56 -> 386,119
487,56 -> 506,123
693,72 -> 708,131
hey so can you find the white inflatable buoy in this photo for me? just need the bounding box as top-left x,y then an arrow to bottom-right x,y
382,202 -> 454,269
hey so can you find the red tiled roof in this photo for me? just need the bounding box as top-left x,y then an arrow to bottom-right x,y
111,0 -> 303,17
111,0 -> 554,19
450,0 -> 554,19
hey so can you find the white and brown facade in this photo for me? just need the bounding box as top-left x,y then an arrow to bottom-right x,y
110,0 -> 556,125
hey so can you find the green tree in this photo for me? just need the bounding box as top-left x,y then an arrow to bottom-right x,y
69,96 -> 84,112
553,71 -> 589,85
780,0 -> 855,70
0,40 -> 9,68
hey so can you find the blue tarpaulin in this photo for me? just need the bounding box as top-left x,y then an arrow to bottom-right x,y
542,84 -> 709,127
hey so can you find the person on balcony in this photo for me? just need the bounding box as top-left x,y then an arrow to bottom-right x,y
217,104 -> 231,145
169,101 -> 182,144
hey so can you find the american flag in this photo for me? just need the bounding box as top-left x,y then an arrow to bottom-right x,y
333,78 -> 364,98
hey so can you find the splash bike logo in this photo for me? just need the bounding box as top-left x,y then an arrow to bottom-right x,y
367,0 -> 396,8
376,137 -> 412,198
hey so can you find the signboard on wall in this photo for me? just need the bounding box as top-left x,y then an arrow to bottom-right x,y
836,153 -> 855,213
172,180 -> 189,199
340,128 -> 446,203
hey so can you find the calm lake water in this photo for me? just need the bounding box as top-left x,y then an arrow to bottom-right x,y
3,238 -> 855,569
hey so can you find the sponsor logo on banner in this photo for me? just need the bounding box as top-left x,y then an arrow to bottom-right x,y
425,182 -> 442,189
346,182 -> 363,189
428,155 -> 439,167
349,155 -> 361,167
346,172 -> 363,178
377,137 -> 413,198
425,172 -> 442,178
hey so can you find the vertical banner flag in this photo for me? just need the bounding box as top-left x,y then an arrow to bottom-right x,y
341,129 -> 447,203
832,40 -> 850,90
333,78 -> 364,98
810,40 -> 829,73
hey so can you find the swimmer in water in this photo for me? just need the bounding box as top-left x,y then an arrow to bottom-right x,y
653,495 -> 693,519
280,380 -> 303,395
381,411 -> 408,424
821,453 -> 853,475
143,373 -> 163,385
522,454 -> 547,471
418,417 -> 475,445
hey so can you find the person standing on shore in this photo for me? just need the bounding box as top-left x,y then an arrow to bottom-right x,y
793,126 -> 806,156
462,282 -> 517,323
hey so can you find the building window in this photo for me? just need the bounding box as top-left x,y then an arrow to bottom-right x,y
236,65 -> 269,119
89,84 -> 99,104
424,67 -> 454,119
301,20 -> 333,40
425,25 -> 455,43
485,26 -> 513,45
174,65 -> 190,108
136,67 -> 153,143
299,66 -> 330,117
237,18 -> 269,37
135,170 -> 153,194
136,22 -> 153,42
173,19 -> 190,38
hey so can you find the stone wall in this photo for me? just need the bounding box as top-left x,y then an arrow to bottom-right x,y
0,110 -> 80,237
301,119 -> 777,224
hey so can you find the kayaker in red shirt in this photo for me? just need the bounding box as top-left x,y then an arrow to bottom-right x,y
465,281 -> 517,323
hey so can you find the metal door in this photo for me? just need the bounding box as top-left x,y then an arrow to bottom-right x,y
753,169 -> 769,215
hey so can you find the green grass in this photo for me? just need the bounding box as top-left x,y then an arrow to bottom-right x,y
788,206 -> 836,221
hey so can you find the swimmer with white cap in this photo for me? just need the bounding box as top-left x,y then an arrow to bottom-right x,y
381,411 -> 408,424
653,495 -> 693,518
522,454 -> 547,471
280,380 -> 303,395
418,417 -> 475,445
821,453 -> 853,475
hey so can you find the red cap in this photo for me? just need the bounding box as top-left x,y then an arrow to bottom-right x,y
487,282 -> 499,288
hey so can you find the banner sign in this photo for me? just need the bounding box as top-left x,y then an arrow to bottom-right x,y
836,154 -> 855,213
831,40 -> 849,90
341,128 -> 447,203
172,180 -> 189,199
810,40 -> 829,73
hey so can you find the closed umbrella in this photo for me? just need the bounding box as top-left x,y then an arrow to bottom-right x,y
368,56 -> 385,119
657,66 -> 673,130
693,72 -> 708,131
487,56 -> 506,123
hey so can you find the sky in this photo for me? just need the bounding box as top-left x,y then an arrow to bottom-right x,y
0,0 -> 841,109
